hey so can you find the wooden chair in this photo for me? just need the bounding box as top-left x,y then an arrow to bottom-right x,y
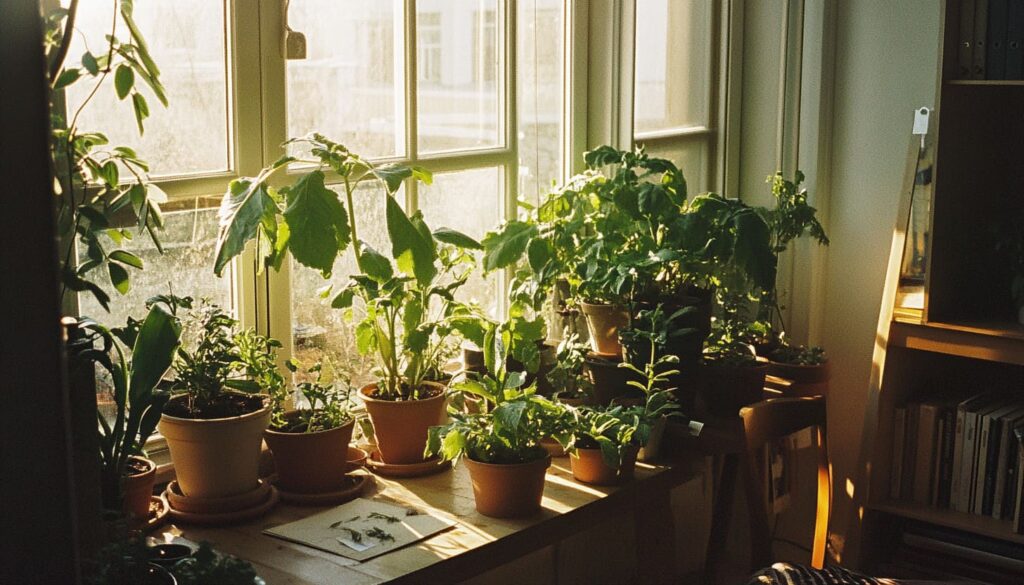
740,396 -> 831,571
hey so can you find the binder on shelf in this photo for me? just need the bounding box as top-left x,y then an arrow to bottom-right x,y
960,0 -> 977,78
973,0 -> 990,79
988,0 -> 1009,79
1007,0 -> 1024,78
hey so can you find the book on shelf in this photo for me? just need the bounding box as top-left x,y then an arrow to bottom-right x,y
1014,426 -> 1024,533
974,400 -> 1023,515
958,394 -> 1003,512
991,406 -> 1024,519
891,406 -> 908,500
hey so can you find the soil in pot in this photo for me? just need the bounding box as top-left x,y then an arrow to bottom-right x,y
464,455 -> 551,518
264,413 -> 355,494
585,353 -> 644,406
158,393 -> 271,499
360,382 -> 447,465
123,456 -> 157,522
570,443 -> 639,485
580,302 -> 630,356
699,361 -> 768,417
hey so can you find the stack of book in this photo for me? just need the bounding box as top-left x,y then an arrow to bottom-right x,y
957,0 -> 1024,80
891,394 -> 1024,532
883,521 -> 1024,584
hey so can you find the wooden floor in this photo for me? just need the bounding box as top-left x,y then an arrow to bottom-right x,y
158,456 -> 700,584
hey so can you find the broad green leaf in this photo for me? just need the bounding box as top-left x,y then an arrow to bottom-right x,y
732,210 -> 776,291
108,262 -> 130,295
82,52 -> 99,75
433,227 -> 482,250
526,238 -> 551,273
213,178 -> 279,276
131,93 -> 149,134
330,286 -> 355,309
385,195 -> 436,284
481,221 -> 537,272
357,243 -> 394,283
109,250 -> 143,269
371,164 -> 413,193
99,161 -> 119,186
441,430 -> 467,461
282,170 -> 350,275
493,401 -> 527,432
114,65 -> 134,100
54,68 -> 80,90
128,304 -> 180,404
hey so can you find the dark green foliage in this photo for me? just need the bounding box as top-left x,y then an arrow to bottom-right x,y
172,542 -> 260,585
275,360 -> 356,433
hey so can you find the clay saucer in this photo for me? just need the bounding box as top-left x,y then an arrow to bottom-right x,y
272,472 -> 372,506
365,450 -> 451,478
164,479 -> 271,515
166,485 -> 279,526
346,446 -> 369,471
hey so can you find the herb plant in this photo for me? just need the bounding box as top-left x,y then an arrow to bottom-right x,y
545,333 -> 593,400
273,360 -> 356,433
172,542 -> 261,585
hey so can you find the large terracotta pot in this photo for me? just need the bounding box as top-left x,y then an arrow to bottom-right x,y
464,455 -> 551,518
123,456 -> 156,521
570,445 -> 639,485
765,359 -> 830,398
159,396 -> 271,499
264,413 -> 355,493
580,302 -> 630,356
699,362 -> 768,417
360,382 -> 447,465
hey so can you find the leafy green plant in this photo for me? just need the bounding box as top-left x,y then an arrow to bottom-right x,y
545,332 -> 593,400
274,360 -> 356,433
68,301 -> 181,511
427,316 -> 567,465
619,303 -> 700,368
765,341 -> 827,366
168,301 -> 284,418
45,1 -> 169,310
703,295 -> 765,367
172,542 -> 261,585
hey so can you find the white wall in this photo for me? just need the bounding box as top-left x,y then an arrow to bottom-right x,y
819,0 -> 941,566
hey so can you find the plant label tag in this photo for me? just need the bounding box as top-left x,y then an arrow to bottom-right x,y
337,537 -> 376,552
913,107 -> 930,135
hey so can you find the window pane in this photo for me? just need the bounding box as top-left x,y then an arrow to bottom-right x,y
417,1 -> 501,153
417,167 -> 502,317
633,0 -> 711,134
286,1 -> 403,159
78,202 -> 232,420
640,141 -> 707,195
517,0 -> 564,205
291,184 -> 395,386
66,1 -> 230,176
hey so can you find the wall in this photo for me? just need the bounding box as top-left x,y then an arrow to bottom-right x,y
818,0 -> 941,566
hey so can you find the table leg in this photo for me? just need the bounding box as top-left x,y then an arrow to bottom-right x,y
703,453 -> 739,585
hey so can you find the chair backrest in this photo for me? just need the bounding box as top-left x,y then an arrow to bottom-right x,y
739,396 -> 830,570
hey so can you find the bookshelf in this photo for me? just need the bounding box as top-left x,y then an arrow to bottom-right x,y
861,0 -> 1024,579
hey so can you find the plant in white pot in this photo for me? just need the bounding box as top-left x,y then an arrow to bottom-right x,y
159,299 -> 286,500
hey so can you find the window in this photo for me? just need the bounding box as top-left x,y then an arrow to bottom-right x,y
417,12 -> 443,86
632,0 -> 717,193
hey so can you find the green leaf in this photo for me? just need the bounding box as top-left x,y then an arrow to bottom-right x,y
371,164 -> 412,193
493,401 -> 527,432
357,243 -> 394,283
131,93 -> 149,134
108,262 -> 130,295
99,161 -> 119,186
282,170 -> 350,275
331,285 -> 356,309
432,227 -> 482,250
109,250 -> 143,269
128,304 -> 180,404
526,238 -> 551,273
481,221 -> 537,272
82,52 -> 99,75
213,178 -> 279,276
114,65 -> 134,100
732,210 -> 776,292
53,68 -> 81,90
441,430 -> 467,461
385,195 -> 436,284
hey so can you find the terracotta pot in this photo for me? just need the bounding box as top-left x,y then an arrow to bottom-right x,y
580,301 -> 630,356
699,362 -> 768,417
638,416 -> 668,462
158,395 -> 271,499
123,456 -> 157,521
540,437 -> 566,457
464,455 -> 551,518
585,354 -> 644,406
346,446 -> 369,471
264,413 -> 355,493
570,445 -> 639,485
766,359 -> 830,397
360,382 -> 447,465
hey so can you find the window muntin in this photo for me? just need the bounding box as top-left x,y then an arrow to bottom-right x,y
66,0 -> 232,178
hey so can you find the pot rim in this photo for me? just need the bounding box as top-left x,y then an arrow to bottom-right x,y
264,411 -> 355,437
579,300 -> 627,311
359,380 -> 447,404
767,358 -> 830,369
160,394 -> 271,425
125,455 -> 156,477
464,453 -> 552,470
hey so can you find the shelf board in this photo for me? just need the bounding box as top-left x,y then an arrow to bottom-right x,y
870,501 -> 1024,545
889,320 -> 1024,365
946,79 -> 1024,86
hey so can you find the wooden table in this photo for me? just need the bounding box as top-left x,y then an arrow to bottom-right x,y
159,456 -> 700,584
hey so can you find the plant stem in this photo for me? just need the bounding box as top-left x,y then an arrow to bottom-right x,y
48,0 -> 80,83
343,176 -> 360,264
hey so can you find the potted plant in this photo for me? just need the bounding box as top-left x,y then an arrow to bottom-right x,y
546,333 -> 593,406
700,296 -> 769,417
69,301 -> 182,523
159,300 -> 285,500
86,538 -> 178,585
426,318 -> 568,517
262,360 -> 358,494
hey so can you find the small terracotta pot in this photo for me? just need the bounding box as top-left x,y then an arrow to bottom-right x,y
346,446 -> 369,471
580,301 -> 630,356
585,354 -> 644,406
570,445 -> 639,485
464,455 -> 551,518
159,395 -> 271,499
361,382 -> 447,465
123,456 -> 157,521
766,359 -> 830,397
264,414 -> 355,494
700,362 -> 768,417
